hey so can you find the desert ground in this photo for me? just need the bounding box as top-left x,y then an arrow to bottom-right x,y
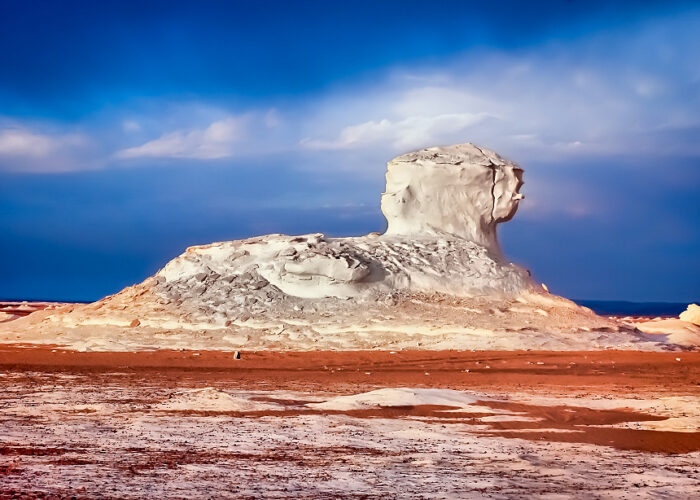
1,343 -> 699,499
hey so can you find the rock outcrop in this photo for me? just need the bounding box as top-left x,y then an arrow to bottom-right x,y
1,143 -> 688,351
153,144 -> 531,307
382,143 -> 523,255
680,304 -> 700,326
632,303 -> 700,346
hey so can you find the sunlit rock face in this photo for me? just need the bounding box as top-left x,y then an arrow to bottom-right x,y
381,143 -> 523,255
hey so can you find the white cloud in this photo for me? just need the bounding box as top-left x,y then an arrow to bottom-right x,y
301,112 -> 491,151
122,120 -> 141,133
3,8 -> 698,177
116,116 -> 247,159
0,128 -> 79,158
263,109 -> 281,128
0,125 -> 92,172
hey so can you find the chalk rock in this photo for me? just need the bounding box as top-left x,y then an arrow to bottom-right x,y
0,311 -> 20,322
156,143 -> 529,302
680,304 -> 700,326
633,318 -> 700,347
156,231 -> 530,305
381,143 -> 523,255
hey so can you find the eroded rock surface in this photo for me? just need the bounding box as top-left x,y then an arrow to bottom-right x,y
157,233 -> 529,307
157,143 -> 529,303
382,143 -> 523,255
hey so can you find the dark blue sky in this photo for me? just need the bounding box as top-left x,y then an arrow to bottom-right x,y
1,0 -> 698,302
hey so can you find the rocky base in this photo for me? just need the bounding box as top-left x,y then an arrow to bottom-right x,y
0,277 -> 672,351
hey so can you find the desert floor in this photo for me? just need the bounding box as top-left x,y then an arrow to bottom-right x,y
1,346 -> 699,498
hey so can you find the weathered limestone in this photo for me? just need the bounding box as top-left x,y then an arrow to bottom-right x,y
381,143 -> 523,255
155,143 -> 530,301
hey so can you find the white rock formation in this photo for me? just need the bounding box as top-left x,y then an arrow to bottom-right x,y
382,143 -> 523,255
680,304 -> 700,326
156,144 -> 529,303
632,303 -> 700,347
632,318 -> 700,347
153,388 -> 281,412
0,311 -> 20,322
2,142 -> 689,351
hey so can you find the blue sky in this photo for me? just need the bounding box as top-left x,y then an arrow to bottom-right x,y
1,0 -> 698,302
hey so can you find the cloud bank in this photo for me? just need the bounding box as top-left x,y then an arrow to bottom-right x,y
300,112 -> 493,151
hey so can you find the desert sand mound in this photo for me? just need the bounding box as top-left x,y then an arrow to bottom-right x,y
153,388 -> 281,412
307,388 -> 481,410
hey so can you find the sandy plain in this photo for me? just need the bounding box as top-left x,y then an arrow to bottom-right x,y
1,345 -> 699,498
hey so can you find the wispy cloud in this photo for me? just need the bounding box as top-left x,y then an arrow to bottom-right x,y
0,128 -> 57,157
116,116 -> 248,159
0,127 -> 85,158
122,120 -> 141,133
0,124 -> 91,172
301,112 -> 492,151
300,69 -> 698,166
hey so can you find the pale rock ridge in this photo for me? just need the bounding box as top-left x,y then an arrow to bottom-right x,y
632,303 -> 700,346
153,388 -> 281,412
307,388 -> 481,411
